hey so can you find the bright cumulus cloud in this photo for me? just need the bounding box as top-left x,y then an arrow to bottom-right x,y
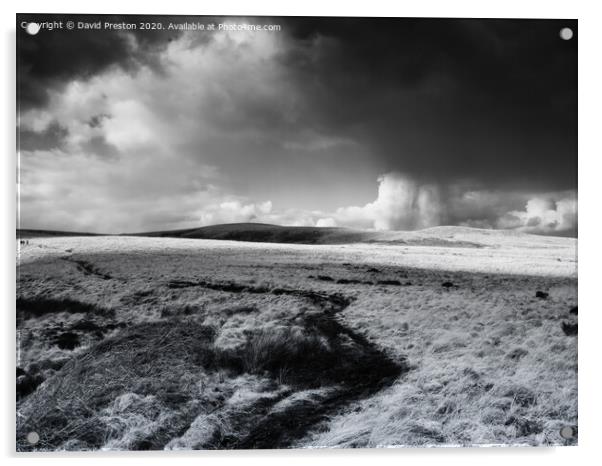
309,174 -> 577,236
328,174 -> 442,231
497,197 -> 577,234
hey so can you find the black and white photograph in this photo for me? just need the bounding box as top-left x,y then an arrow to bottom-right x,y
16,14 -> 577,451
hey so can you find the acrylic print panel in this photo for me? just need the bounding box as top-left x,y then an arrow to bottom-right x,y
16,14 -> 577,451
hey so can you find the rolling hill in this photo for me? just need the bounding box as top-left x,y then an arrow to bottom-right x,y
133,223 -> 502,248
132,223 -> 370,244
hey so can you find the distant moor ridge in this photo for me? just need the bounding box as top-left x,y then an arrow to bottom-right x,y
16,222 -> 551,247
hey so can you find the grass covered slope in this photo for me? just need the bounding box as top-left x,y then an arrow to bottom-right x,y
16,232 -> 577,449
134,223 -> 372,244
133,222 -> 574,248
17,229 -> 576,277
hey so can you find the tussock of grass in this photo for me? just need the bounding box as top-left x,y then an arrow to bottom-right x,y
216,317 -> 403,390
218,326 -> 333,382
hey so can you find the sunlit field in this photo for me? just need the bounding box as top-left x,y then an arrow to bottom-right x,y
16,229 -> 577,450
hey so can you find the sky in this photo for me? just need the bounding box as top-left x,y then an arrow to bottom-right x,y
17,15 -> 577,235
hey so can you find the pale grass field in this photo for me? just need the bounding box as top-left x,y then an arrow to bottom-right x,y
16,230 -> 577,450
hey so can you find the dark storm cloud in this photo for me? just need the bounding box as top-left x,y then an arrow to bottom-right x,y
278,17 -> 577,192
18,16 -> 577,192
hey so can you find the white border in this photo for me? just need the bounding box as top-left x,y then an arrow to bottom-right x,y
3,1 -> 601,465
